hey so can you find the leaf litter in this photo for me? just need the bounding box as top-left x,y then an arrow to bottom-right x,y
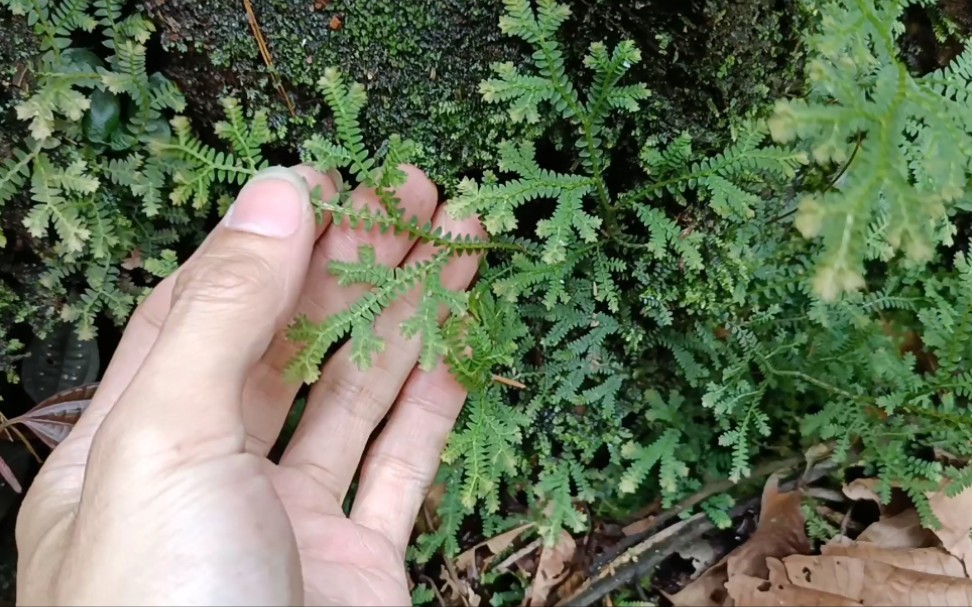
669,473 -> 972,606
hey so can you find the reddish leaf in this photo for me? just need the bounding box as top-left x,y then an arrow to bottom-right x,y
0,456 -> 22,494
6,383 -> 98,449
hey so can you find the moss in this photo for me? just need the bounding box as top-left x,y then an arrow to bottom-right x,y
564,0 -> 809,150
147,0 -> 808,188
0,11 -> 35,147
147,0 -> 527,186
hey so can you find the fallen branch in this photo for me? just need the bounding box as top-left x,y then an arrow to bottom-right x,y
558,450 -> 840,606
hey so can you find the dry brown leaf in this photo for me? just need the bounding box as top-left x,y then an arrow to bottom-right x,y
843,478 -> 882,504
927,483 -> 972,568
669,560 -> 730,607
782,554 -> 972,605
455,523 -> 534,573
525,530 -> 576,606
121,248 -> 142,270
857,508 -> 938,549
726,572 -> 861,606
726,474 -> 810,579
727,557 -> 860,607
822,542 -> 966,577
439,563 -> 481,607
670,475 -> 809,607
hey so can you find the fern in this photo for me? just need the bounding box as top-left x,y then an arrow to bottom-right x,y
10,0 -> 972,587
768,0 -> 972,300
441,389 -> 523,513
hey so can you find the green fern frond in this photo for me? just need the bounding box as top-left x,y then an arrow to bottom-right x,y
768,1 -> 972,300
316,67 -> 373,184
151,115 -> 251,209
285,246 -> 466,382
442,388 -> 523,512
213,98 -> 271,174
0,146 -> 39,207
534,459 -> 587,545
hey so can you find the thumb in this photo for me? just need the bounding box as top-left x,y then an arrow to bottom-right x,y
139,166 -> 317,397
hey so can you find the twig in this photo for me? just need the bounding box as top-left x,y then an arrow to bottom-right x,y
241,0 -> 296,117
605,451 -> 813,568
492,374 -> 527,390
495,538 -> 542,574
560,450 -> 841,606
419,574 -> 447,607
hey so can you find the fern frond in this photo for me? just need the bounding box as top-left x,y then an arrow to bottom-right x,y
151,115 -> 251,209
767,1 -> 972,300
316,67 -> 373,184
442,388 -> 523,512
285,246 -> 465,382
213,98 -> 270,173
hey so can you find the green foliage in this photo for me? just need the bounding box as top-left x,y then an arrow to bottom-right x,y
769,0 -> 972,300
6,0 -> 972,596
0,0 -> 198,339
434,0 -> 972,550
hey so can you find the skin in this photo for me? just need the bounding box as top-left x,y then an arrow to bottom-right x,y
14,164 -> 484,605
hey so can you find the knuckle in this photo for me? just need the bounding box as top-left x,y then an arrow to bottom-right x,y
318,365 -> 393,425
364,451 -> 430,490
399,391 -> 459,426
173,249 -> 279,308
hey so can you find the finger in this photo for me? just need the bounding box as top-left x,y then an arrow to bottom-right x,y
242,165 -> 438,455
99,166 -> 317,457
350,362 -> 468,554
280,209 -> 485,501
63,165 -> 335,442
294,164 -> 338,239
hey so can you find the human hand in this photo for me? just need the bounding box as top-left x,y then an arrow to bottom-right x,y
15,164 -> 484,605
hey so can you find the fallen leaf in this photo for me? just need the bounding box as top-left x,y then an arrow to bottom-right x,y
669,560 -> 730,607
927,482 -> 972,567
725,574 -> 862,606
856,508 -> 938,549
821,542 -> 966,577
843,478 -> 882,505
726,559 -> 860,607
671,475 -> 809,607
525,530 -> 576,606
726,474 -> 810,579
455,523 -> 534,573
121,248 -> 142,270
782,554 -> 972,605
439,563 -> 480,607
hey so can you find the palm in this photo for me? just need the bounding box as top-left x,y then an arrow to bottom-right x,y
271,467 -> 411,606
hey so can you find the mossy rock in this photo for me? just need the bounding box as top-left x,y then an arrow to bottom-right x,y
144,0 -> 808,187
564,0 -> 809,148
144,0 -> 527,187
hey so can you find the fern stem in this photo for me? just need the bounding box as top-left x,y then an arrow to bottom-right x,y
313,198 -> 529,255
760,361 -> 867,403
152,142 -> 254,180
533,37 -> 616,235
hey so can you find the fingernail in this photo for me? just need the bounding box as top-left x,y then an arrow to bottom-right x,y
225,166 -> 309,238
